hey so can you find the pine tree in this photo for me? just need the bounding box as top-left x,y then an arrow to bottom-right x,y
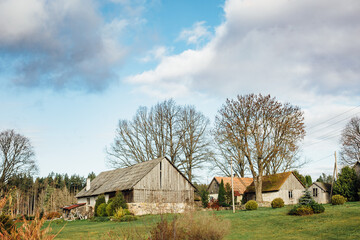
218,180 -> 226,206
299,189 -> 314,205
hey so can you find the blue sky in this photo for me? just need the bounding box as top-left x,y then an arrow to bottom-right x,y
1,0 -> 360,183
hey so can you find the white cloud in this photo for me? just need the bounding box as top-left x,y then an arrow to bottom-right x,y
178,21 -> 211,45
125,0 -> 360,178
127,0 -> 360,98
140,46 -> 170,63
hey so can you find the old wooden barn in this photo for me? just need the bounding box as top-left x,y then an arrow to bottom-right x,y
76,156 -> 195,215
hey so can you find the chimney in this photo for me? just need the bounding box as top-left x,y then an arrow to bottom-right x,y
86,178 -> 91,191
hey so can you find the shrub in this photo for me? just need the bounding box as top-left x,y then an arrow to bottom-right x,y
332,195 -> 346,205
45,212 -> 61,220
105,192 -> 128,217
296,206 -> 314,216
271,198 -> 284,208
288,205 -> 314,216
94,195 -> 106,216
106,202 -> 114,216
97,203 -> 107,217
245,200 -> 258,210
310,202 -> 325,214
112,207 -> 132,220
207,199 -> 220,210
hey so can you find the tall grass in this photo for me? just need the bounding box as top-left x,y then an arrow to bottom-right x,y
0,193 -> 64,240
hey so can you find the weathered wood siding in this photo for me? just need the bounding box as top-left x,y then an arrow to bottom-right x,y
133,158 -> 194,203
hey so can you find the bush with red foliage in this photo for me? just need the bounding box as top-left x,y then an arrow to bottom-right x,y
207,199 -> 220,210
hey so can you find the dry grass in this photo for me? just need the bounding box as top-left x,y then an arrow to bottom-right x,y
149,211 -> 230,240
0,193 -> 65,240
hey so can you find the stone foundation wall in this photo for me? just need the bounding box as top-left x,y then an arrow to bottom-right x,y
128,202 -> 194,215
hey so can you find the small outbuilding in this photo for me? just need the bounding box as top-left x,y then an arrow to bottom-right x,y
207,176 -> 253,204
244,172 -> 305,205
76,157 -> 195,215
308,182 -> 331,204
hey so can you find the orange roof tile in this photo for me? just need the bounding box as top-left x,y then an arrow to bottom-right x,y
214,176 -> 253,195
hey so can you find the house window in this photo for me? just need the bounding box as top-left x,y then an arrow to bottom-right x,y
313,188 -> 318,197
288,190 -> 293,199
87,198 -> 90,205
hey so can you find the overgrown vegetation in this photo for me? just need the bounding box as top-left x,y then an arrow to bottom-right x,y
149,212 -> 230,240
0,194 -> 63,239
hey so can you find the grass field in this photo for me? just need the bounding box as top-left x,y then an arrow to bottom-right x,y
50,202 -> 360,240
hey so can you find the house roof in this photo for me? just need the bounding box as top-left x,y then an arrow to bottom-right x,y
212,176 -> 253,195
312,182 -> 331,192
246,172 -> 296,193
76,157 -> 165,198
62,203 -> 86,210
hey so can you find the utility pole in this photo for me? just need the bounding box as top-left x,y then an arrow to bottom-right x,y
231,157 -> 235,213
330,151 -> 338,198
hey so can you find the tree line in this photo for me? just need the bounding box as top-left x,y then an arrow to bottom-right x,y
2,93 -> 360,205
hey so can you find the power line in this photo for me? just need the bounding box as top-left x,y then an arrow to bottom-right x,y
307,105 -> 360,131
307,110 -> 360,135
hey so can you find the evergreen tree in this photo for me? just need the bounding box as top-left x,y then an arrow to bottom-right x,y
225,183 -> 232,205
305,175 -> 312,187
218,179 -> 226,206
299,189 -> 315,205
333,166 -> 359,201
200,189 -> 209,208
94,195 -> 106,216
293,170 -> 306,186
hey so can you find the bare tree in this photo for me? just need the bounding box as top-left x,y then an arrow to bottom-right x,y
179,105 -> 212,182
212,133 -> 247,177
0,129 -> 37,189
215,94 -> 305,202
107,100 -> 211,181
340,116 -> 360,165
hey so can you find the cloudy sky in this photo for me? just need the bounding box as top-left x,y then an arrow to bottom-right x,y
1,0 -> 359,183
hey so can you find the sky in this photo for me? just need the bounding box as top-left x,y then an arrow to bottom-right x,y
1,0 -> 360,183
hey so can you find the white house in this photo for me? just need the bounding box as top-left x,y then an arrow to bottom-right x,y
244,172 -> 306,205
308,182 -> 331,204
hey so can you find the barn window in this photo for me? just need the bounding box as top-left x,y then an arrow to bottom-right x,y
87,198 -> 90,205
160,162 -> 162,188
313,188 -> 318,197
288,190 -> 293,199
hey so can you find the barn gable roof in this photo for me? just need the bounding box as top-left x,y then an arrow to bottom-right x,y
246,172 -> 303,193
76,157 -> 165,198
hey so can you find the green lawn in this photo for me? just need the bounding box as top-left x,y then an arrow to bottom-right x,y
50,202 -> 360,240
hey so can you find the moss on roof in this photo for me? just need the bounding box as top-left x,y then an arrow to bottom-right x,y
246,172 -> 293,193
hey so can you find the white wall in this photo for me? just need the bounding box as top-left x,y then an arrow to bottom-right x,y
308,185 -> 330,204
